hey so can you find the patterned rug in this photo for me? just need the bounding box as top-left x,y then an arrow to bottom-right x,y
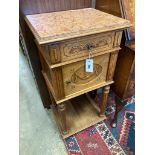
64,91 -> 135,155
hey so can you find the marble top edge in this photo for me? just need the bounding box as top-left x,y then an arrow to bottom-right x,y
25,8 -> 131,44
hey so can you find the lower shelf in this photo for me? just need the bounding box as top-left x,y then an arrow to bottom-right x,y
53,94 -> 106,139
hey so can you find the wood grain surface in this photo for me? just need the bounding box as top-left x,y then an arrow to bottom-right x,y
53,94 -> 106,139
96,0 -> 121,17
62,54 -> 110,96
24,6 -> 130,136
119,0 -> 135,40
20,0 -> 91,15
113,46 -> 135,99
42,71 -> 114,104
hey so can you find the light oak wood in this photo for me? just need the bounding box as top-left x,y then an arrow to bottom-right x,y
60,32 -> 115,62
42,71 -> 114,104
53,95 -> 106,139
36,39 -> 121,69
99,85 -> 110,117
113,31 -> 123,47
62,54 -> 109,96
106,51 -> 119,81
86,93 -> 100,112
20,0 -> 92,108
52,68 -> 65,100
25,8 -> 130,136
49,47 -> 121,69
57,103 -> 68,135
49,44 -> 61,64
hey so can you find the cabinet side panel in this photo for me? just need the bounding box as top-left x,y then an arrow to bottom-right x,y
106,51 -> 119,81
52,68 -> 65,100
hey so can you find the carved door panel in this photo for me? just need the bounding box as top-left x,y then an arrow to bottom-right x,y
62,54 -> 110,96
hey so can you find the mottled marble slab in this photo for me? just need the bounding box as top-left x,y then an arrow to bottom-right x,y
25,8 -> 130,44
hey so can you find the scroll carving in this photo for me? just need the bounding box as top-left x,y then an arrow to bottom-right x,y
70,64 -> 102,84
62,35 -> 113,57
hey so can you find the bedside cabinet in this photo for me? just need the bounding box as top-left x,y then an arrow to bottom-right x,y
25,8 -> 130,138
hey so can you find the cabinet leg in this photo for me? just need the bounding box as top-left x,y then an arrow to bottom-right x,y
58,103 -> 68,135
99,85 -> 110,117
111,96 -> 126,128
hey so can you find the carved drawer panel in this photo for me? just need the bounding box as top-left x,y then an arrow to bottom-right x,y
38,31 -> 122,66
62,54 -> 110,96
60,32 -> 115,62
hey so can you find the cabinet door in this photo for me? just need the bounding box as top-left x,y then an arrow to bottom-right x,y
62,54 -> 110,97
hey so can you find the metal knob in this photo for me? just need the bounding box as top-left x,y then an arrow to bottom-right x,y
86,44 -> 95,51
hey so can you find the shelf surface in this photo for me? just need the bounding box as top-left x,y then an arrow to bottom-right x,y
53,94 -> 106,139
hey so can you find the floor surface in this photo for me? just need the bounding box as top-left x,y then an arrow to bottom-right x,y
19,51 -> 67,155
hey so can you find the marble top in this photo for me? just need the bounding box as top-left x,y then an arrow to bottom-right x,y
25,8 -> 130,44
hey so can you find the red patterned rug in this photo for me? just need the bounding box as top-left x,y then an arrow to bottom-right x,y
64,91 -> 135,155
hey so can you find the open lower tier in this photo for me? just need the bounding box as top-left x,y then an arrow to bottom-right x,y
52,94 -> 106,139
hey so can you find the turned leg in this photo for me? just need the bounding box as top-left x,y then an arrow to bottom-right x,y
46,86 -> 57,108
57,103 -> 68,135
99,85 -> 110,117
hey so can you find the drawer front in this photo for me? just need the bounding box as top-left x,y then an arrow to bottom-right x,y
62,54 -> 110,96
60,32 -> 115,62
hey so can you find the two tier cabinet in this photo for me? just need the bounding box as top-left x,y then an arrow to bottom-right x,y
25,8 -> 130,138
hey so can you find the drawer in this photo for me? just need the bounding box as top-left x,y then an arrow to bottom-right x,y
62,54 -> 110,96
39,32 -> 118,66
60,32 -> 115,62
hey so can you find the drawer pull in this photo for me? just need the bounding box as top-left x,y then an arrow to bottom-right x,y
86,44 -> 95,51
